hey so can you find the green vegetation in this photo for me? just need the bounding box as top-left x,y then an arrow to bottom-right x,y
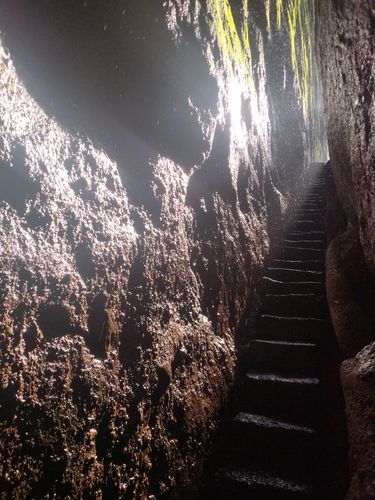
285,0 -> 313,120
206,0 -> 327,160
265,0 -> 271,35
207,0 -> 253,86
207,0 -> 314,117
276,0 -> 283,30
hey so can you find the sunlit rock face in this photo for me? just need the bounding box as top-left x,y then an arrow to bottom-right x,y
0,1 -> 312,497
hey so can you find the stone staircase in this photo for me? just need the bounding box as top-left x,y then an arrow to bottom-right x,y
199,164 -> 346,499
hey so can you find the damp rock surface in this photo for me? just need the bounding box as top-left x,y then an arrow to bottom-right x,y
316,0 -> 375,273
316,2 -> 375,498
341,343 -> 375,500
0,1 -> 312,497
326,225 -> 375,359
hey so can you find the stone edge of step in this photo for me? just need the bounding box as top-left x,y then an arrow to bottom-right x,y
234,412 -> 316,435
217,467 -> 314,495
245,372 -> 320,385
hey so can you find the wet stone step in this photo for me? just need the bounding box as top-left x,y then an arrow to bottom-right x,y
308,187 -> 326,192
255,313 -> 328,342
306,188 -> 326,194
301,193 -> 325,199
297,204 -> 325,211
297,197 -> 325,203
282,239 -> 325,249
247,339 -> 318,377
213,468 -> 315,500
300,193 -> 325,199
291,220 -> 325,232
295,206 -> 325,211
299,192 -> 326,198
241,372 -> 320,427
273,246 -> 325,260
288,230 -> 325,240
296,205 -> 325,210
293,218 -> 326,227
262,293 -> 326,318
294,208 -> 325,216
231,413 -> 317,468
294,210 -> 325,219
269,259 -> 324,272
304,195 -> 325,201
260,276 -> 325,296
264,267 -> 324,283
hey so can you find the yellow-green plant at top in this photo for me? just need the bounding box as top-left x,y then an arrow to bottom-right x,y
265,0 -> 271,34
207,0 -> 253,86
276,0 -> 283,29
270,0 -> 326,158
284,0 -> 314,119
204,0 -> 325,159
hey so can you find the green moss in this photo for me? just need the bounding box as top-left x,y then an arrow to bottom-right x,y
206,0 -> 327,160
208,0 -> 253,85
276,0 -> 283,29
265,0 -> 271,35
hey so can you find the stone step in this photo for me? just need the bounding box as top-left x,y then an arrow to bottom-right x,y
230,413 -> 317,471
260,276 -> 325,295
295,210 -> 325,218
306,187 -> 326,193
304,195 -> 325,201
297,203 -> 325,211
247,339 -> 318,377
263,293 -> 326,318
264,267 -> 324,283
282,239 -> 325,249
301,193 -> 325,199
213,467 -> 314,500
273,246 -> 325,260
241,372 -> 320,427
255,313 -> 328,342
269,259 -> 324,272
297,196 -> 325,203
300,185 -> 326,190
288,230 -> 325,240
294,213 -> 325,219
300,194 -> 325,200
291,220 -> 325,232
298,208 -> 326,209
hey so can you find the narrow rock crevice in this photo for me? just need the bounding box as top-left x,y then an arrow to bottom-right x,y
199,164 -> 348,499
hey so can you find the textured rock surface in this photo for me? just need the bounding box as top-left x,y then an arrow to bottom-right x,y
316,0 -> 375,273
341,342 -> 375,500
326,224 -> 375,359
0,1 -> 313,498
316,2 -> 375,498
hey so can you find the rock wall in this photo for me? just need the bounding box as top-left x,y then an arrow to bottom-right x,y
341,342 -> 375,499
316,0 -> 375,273
316,1 -> 375,498
0,1 -> 312,497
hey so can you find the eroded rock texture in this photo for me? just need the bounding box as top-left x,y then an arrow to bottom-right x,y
316,0 -> 375,273
0,1 -> 312,497
316,2 -> 375,498
341,342 -> 375,499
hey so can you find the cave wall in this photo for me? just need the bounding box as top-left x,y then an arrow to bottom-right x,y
0,1 -> 312,497
316,0 -> 375,273
316,1 -> 375,498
